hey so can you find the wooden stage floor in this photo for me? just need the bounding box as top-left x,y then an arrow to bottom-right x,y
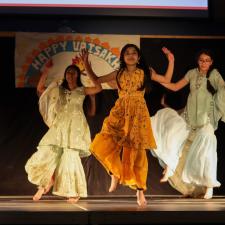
0,195 -> 225,224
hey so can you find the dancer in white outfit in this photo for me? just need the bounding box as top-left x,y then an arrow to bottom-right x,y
151,49 -> 225,199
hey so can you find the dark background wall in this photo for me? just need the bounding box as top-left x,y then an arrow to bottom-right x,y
0,0 -> 225,196
0,0 -> 225,34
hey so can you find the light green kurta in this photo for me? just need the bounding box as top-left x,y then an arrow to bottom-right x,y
39,84 -> 91,157
151,68 -> 224,195
25,81 -> 91,198
184,68 -> 225,130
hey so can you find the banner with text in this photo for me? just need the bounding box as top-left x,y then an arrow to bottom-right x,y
15,32 -> 140,88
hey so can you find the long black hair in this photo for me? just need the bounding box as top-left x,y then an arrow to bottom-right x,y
116,44 -> 152,93
196,49 -> 216,95
61,64 -> 82,90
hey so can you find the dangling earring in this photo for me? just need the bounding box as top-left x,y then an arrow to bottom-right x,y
137,58 -> 140,65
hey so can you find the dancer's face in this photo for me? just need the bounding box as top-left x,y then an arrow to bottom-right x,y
123,47 -> 140,66
198,53 -> 213,74
65,68 -> 77,88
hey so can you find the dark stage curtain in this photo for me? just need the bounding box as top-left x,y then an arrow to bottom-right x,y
0,37 -> 225,196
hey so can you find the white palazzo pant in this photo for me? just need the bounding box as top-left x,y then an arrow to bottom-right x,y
25,146 -> 87,198
151,108 -> 220,188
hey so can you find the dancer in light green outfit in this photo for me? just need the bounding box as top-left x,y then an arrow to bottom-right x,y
151,49 -> 225,199
25,62 -> 102,203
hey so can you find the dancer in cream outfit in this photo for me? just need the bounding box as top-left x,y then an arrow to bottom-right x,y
25,62 -> 102,202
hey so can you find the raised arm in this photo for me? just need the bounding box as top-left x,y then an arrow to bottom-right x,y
80,49 -> 117,86
37,68 -> 49,97
161,77 -> 189,92
151,47 -> 175,83
37,59 -> 53,97
86,94 -> 97,117
84,85 -> 102,96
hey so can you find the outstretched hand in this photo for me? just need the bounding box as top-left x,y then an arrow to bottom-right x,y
80,48 -> 89,65
162,47 -> 174,62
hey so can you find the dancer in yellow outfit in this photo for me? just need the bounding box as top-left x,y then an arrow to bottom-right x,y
80,44 -> 174,206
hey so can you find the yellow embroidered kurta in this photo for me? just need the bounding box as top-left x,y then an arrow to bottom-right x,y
91,68 -> 156,190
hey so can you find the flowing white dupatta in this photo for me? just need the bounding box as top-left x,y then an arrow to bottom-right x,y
39,79 -> 63,127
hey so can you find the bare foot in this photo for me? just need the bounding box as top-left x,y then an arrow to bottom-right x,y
43,179 -> 54,194
109,175 -> 119,192
33,188 -> 45,201
160,166 -> 172,183
160,174 -> 169,183
204,187 -> 213,199
67,197 -> 80,203
136,190 -> 147,207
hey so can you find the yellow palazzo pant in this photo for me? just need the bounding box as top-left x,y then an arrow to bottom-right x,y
91,133 -> 148,190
